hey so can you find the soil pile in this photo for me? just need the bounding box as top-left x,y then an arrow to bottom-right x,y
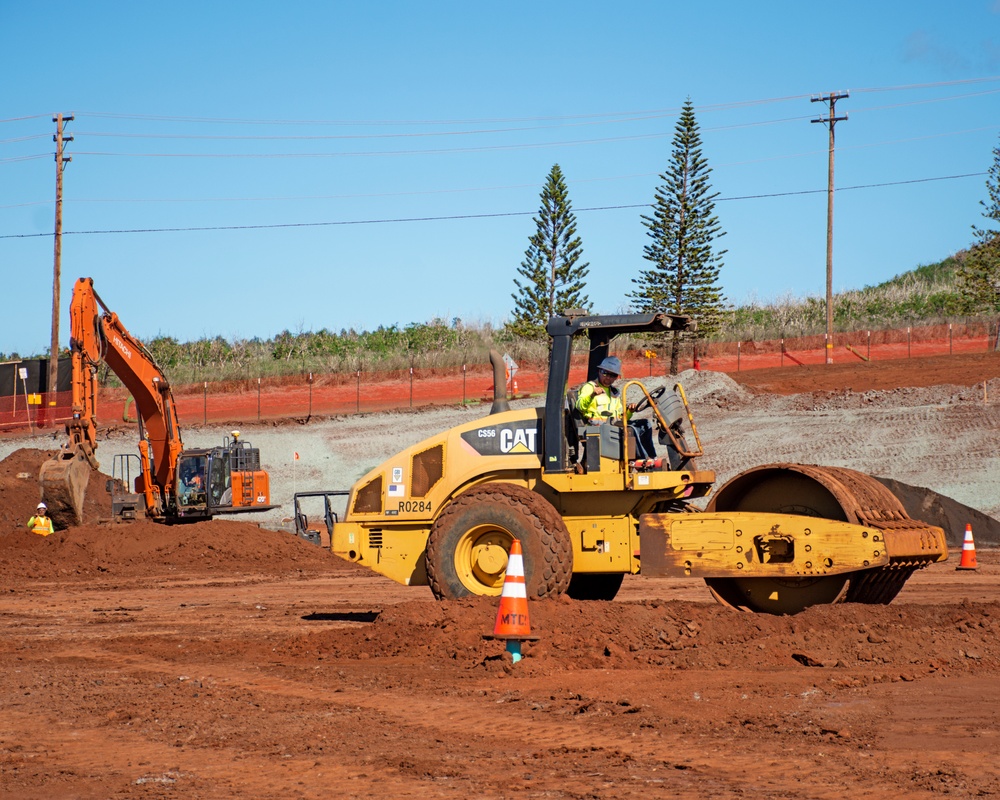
0,447 -> 112,531
0,448 -> 359,583
279,590 -> 1000,676
0,517 -> 361,584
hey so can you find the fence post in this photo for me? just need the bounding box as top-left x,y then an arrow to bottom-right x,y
203,382 -> 207,424
257,377 -> 261,422
462,363 -> 467,405
780,338 -> 784,367
867,330 -> 871,361
737,341 -> 741,371
409,366 -> 414,408
356,370 -> 361,413
907,326 -> 911,358
308,372 -> 313,418
949,323 -> 953,355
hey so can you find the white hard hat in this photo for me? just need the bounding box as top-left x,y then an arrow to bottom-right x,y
37,502 -> 47,511
598,356 -> 622,376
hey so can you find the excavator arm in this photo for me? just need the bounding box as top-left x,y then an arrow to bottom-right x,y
40,277 -> 185,527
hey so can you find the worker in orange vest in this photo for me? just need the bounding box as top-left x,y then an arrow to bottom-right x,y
27,502 -> 54,536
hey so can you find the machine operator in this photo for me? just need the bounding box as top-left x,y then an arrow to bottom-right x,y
576,356 -> 635,424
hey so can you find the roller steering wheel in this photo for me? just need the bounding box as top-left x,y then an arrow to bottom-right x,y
633,385 -> 666,414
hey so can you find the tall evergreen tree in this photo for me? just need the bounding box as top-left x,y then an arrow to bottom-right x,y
958,135 -> 1000,313
509,164 -> 591,337
628,99 -> 727,374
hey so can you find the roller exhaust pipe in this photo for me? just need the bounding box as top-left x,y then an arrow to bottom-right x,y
489,350 -> 511,415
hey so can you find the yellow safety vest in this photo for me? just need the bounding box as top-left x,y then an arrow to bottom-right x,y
28,515 -> 54,536
576,381 -> 624,423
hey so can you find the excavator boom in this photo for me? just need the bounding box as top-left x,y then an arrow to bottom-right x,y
40,277 -> 273,528
40,277 -> 184,526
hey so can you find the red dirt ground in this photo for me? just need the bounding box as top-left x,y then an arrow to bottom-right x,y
3,353 -> 1000,799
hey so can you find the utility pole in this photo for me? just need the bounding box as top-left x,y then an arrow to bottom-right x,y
49,112 -> 74,419
811,91 -> 848,365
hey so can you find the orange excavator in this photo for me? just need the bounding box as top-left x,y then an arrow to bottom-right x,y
39,277 -> 273,529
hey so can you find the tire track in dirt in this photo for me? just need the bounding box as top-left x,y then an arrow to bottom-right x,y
1,638 -> 912,800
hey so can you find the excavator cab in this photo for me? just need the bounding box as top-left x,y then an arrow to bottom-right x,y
176,453 -> 209,513
175,449 -> 232,518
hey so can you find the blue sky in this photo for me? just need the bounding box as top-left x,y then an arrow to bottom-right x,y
2,1 -> 999,357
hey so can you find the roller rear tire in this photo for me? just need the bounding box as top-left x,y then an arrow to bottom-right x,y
426,483 -> 573,600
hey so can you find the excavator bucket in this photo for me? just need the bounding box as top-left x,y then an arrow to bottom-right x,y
39,446 -> 93,529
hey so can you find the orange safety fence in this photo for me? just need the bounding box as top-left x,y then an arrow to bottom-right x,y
2,324 -> 995,435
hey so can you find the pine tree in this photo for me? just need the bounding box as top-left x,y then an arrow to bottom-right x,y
958,135 -> 1000,313
509,164 -> 591,338
628,99 -> 727,374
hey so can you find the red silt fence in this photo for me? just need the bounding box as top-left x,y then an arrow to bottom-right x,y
2,323 -> 996,435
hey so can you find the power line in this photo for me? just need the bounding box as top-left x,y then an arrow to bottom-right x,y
0,134 -> 51,145
56,87 -> 1000,146
6,92 -> 988,162
852,76 -> 1000,94
0,171 -> 984,240
0,154 -> 48,164
64,75 -> 1000,127
66,127 -> 681,158
849,87 -> 1000,115
0,113 -> 53,125
2,80 -> 997,171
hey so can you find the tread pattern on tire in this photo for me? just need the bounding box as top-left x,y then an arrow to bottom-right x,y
426,482 -> 573,600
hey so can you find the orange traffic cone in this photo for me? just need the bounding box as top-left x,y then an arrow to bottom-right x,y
957,523 -> 979,571
484,539 -> 538,662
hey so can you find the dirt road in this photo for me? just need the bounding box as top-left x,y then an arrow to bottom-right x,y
2,353 -> 1000,798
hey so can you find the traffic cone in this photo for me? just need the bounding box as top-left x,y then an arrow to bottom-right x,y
484,539 -> 538,662
957,523 -> 979,571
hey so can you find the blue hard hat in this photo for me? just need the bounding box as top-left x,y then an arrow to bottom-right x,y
598,356 -> 622,376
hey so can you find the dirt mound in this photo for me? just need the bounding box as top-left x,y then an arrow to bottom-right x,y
877,476 -> 1000,547
0,447 -> 114,532
0,447 -> 360,583
0,517 -> 360,584
278,593 -> 1000,677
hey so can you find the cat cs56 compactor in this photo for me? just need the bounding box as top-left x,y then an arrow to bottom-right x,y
39,277 -> 274,528
328,311 -> 948,613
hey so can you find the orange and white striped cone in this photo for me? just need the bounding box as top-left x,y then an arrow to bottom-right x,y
484,538 -> 538,662
957,523 -> 979,571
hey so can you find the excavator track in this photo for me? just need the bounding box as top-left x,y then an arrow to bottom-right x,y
705,463 -> 948,612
